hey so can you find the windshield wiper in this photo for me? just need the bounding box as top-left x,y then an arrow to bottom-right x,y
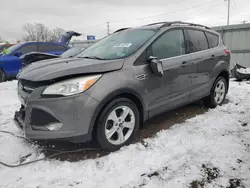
79,56 -> 106,60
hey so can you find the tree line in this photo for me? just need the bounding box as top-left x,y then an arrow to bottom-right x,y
0,23 -> 65,43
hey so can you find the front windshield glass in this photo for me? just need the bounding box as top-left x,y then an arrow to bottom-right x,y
77,29 -> 156,60
60,46 -> 85,58
2,43 -> 22,55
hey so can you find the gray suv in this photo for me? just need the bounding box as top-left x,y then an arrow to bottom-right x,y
15,21 -> 230,151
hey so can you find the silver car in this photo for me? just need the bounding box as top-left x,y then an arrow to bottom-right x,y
15,21 -> 230,151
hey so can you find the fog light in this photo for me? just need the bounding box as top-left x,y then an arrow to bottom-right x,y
46,123 -> 63,131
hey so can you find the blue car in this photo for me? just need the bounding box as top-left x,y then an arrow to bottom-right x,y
0,31 -> 82,82
0,42 -> 69,82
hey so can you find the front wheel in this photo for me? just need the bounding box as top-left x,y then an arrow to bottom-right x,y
0,69 -> 6,83
95,98 -> 140,151
203,76 -> 227,108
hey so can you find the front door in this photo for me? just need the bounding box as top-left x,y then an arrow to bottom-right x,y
146,28 -> 193,117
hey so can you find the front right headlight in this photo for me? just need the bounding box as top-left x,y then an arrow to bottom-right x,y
42,74 -> 102,96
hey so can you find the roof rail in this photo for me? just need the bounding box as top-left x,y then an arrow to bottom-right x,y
144,21 -> 211,30
145,22 -> 169,26
113,28 -> 131,33
163,21 -> 211,30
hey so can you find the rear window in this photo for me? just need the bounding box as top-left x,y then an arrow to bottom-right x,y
186,29 -> 208,52
205,32 -> 219,48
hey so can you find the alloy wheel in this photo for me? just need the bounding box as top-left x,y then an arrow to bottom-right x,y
105,106 -> 135,145
214,79 -> 226,104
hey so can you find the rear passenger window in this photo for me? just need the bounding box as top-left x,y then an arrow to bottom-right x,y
187,29 -> 208,52
205,32 -> 219,48
38,44 -> 67,53
151,29 -> 185,59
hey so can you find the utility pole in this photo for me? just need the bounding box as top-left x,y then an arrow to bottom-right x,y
107,22 -> 110,35
225,0 -> 230,25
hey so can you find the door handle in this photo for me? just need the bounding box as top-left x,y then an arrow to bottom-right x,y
181,61 -> 189,67
211,54 -> 215,59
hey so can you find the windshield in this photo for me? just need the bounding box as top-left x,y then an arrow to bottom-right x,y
2,43 -> 22,55
77,29 -> 156,60
60,46 -> 85,58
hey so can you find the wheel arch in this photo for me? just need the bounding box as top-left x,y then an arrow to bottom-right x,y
89,88 -> 146,135
0,67 -> 6,81
0,62 -> 10,79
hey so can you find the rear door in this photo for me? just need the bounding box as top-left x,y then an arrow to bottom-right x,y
185,28 -> 215,101
147,28 -> 194,117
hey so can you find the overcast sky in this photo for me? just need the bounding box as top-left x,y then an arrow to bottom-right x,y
1,0 -> 249,41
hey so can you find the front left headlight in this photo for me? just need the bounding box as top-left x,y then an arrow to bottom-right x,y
42,74 -> 102,96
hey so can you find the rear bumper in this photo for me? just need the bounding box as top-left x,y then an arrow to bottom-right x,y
14,88 -> 99,143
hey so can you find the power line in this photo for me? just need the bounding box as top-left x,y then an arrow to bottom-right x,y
232,0 -> 239,10
76,0 -> 194,31
109,0 -> 217,24
79,0 -> 226,37
232,0 -> 241,16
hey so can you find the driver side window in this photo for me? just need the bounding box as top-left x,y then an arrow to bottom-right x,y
151,29 -> 185,60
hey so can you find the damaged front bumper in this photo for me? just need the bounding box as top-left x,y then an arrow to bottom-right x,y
14,83 -> 99,143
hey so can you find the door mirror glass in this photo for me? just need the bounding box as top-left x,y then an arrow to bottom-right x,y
148,56 -> 163,77
13,51 -> 22,57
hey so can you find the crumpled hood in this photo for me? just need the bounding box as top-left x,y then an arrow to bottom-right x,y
18,57 -> 124,81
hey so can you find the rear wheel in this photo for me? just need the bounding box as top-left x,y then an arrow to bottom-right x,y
203,76 -> 227,108
0,69 -> 6,83
95,98 -> 139,151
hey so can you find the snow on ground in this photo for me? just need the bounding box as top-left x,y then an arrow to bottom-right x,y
0,80 -> 250,188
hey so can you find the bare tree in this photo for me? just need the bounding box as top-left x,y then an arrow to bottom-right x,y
48,27 -> 65,42
22,23 -> 62,42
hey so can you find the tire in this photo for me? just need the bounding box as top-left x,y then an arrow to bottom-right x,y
203,76 -> 228,108
95,98 -> 140,151
0,69 -> 6,83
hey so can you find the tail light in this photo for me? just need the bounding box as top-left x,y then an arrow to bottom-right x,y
224,48 -> 231,55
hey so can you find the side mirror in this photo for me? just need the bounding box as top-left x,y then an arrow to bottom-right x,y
13,51 -> 22,57
148,56 -> 164,77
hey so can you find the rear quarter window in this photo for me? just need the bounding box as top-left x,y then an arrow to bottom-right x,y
186,29 -> 209,52
205,32 -> 219,48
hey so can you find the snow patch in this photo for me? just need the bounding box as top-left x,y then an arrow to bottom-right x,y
0,80 -> 249,188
